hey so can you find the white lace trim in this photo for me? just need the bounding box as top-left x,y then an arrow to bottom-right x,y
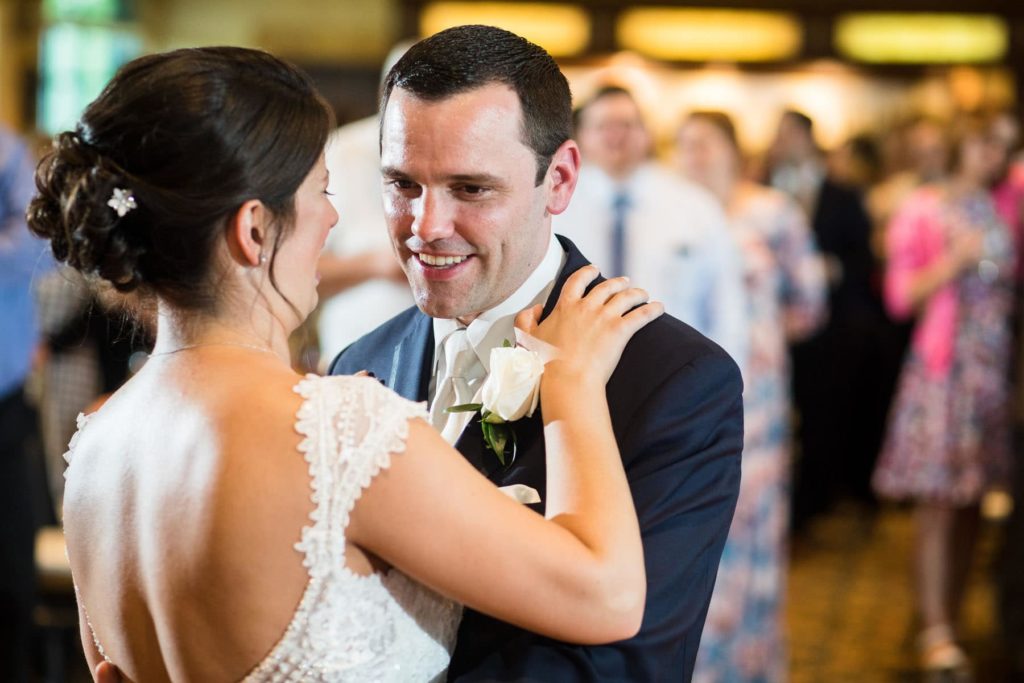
242,375 -> 457,682
64,413 -> 110,662
62,412 -> 92,471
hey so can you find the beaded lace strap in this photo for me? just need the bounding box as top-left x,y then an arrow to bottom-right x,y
241,375 -> 428,681
62,412 -> 92,471
66,415 -> 108,662
291,374 -> 429,567
73,581 -> 111,663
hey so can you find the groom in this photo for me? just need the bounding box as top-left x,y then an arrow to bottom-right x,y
330,26 -> 743,682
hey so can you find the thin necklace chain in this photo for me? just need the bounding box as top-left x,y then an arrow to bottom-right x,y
148,341 -> 277,357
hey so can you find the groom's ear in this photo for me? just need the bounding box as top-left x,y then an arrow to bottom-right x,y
543,139 -> 580,217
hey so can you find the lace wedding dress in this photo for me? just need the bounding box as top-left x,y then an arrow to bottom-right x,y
66,375 -> 462,682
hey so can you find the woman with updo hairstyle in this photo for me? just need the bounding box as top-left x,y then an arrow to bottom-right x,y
676,110 -> 827,683
871,114 -> 1014,679
32,47 -> 660,680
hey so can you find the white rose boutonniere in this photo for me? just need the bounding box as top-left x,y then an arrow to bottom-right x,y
482,344 -> 544,421
447,340 -> 544,466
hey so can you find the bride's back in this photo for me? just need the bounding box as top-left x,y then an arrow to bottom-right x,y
64,355 -> 315,680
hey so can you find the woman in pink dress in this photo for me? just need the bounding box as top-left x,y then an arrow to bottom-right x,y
873,116 -> 1014,679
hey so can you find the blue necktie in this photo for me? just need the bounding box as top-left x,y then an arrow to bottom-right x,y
610,189 -> 631,278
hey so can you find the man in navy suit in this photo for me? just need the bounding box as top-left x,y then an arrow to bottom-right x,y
329,25 -> 743,682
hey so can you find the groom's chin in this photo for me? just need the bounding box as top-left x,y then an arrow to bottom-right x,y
417,299 -> 464,320
414,293 -> 482,323
413,293 -> 448,317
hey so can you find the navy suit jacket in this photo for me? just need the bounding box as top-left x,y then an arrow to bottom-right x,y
329,236 -> 743,682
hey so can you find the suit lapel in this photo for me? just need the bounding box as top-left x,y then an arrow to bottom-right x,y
542,235 -> 597,321
388,313 -> 434,402
454,417 -> 502,479
394,313 -> 503,477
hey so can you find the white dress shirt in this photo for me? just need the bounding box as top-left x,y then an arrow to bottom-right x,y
555,162 -> 749,370
318,116 -> 414,360
429,231 -> 566,415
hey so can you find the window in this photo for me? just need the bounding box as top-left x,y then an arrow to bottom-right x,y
38,0 -> 140,134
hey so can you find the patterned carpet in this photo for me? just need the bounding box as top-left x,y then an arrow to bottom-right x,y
788,502 -> 1008,682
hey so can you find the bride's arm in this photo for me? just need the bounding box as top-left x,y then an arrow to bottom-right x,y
347,267 -> 662,645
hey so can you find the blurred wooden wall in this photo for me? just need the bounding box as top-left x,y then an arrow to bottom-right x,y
0,0 -> 403,134
0,0 -> 40,132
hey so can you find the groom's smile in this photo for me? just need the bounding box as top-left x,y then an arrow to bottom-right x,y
417,253 -> 470,268
412,250 -> 475,281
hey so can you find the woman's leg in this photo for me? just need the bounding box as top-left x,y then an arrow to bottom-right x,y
949,503 -> 981,624
916,502 -> 956,631
915,501 -> 970,675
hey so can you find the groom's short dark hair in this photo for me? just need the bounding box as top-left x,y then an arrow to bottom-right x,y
381,24 -> 572,185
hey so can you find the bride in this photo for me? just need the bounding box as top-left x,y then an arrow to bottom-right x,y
29,47 -> 662,681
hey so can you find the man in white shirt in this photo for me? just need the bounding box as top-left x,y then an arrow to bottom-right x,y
557,86 -> 749,369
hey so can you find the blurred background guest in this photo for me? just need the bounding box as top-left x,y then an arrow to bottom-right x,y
872,115 -> 1015,679
989,107 -> 1024,680
868,117 -> 951,251
766,109 -> 885,529
678,110 -> 827,683
989,109 -> 1024,281
829,133 -> 884,194
556,86 -> 748,368
0,124 -> 52,683
864,118 -> 956,508
315,42 -> 414,365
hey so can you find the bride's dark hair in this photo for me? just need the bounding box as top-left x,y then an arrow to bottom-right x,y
28,46 -> 333,312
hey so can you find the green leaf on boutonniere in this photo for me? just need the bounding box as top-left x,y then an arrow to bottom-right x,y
502,338 -> 513,348
481,410 -> 505,424
446,404 -> 517,466
446,403 -> 483,414
481,420 -> 514,466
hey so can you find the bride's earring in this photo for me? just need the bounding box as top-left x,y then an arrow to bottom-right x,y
258,253 -> 268,266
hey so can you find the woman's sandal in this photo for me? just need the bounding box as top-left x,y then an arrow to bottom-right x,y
918,624 -> 972,683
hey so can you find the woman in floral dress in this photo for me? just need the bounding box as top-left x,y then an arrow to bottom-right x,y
677,111 -> 827,682
872,116 -> 1014,679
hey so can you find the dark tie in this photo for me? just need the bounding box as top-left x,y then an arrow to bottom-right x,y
610,189 -> 631,278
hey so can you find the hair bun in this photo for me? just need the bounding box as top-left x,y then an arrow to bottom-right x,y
28,130 -> 148,292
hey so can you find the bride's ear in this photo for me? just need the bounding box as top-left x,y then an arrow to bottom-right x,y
226,199 -> 269,268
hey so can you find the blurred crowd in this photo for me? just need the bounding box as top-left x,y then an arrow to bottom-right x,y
5,63 -> 1024,682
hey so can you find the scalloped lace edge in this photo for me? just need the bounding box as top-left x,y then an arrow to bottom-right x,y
242,374 -> 428,680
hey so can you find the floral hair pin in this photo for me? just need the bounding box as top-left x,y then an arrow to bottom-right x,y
107,187 -> 137,217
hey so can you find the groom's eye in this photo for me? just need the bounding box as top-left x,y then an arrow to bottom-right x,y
388,179 -> 419,194
456,184 -> 488,197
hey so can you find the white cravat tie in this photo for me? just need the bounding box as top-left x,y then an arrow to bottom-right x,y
429,327 -> 484,444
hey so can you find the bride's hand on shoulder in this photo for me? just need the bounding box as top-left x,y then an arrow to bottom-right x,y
516,265 -> 663,386
94,662 -> 123,683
